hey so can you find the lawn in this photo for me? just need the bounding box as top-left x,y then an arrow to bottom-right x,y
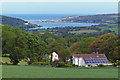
2,65 -> 118,78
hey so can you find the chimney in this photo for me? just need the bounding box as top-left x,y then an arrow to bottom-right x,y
96,48 -> 99,57
96,51 -> 98,57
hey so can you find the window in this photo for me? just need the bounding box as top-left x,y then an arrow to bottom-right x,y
55,55 -> 57,57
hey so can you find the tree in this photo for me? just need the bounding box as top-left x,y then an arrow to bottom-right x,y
2,25 -> 16,55
2,25 -> 49,64
2,25 -> 28,65
109,37 -> 120,61
49,40 -> 65,53
78,37 -> 96,54
70,42 -> 80,54
49,39 -> 70,63
40,33 -> 55,44
25,33 -> 49,62
9,27 -> 28,65
70,37 -> 96,54
65,35 -> 80,47
89,33 -> 117,60
58,48 -> 72,62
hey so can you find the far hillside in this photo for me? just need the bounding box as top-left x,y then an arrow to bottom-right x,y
60,14 -> 118,23
0,15 -> 40,30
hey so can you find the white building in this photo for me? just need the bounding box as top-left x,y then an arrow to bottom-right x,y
24,22 -> 29,25
49,52 -> 59,62
73,54 -> 112,67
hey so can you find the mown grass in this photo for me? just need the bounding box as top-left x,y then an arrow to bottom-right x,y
2,65 -> 118,78
2,57 -> 118,78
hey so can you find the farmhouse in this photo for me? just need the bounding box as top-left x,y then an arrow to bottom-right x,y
73,53 -> 112,67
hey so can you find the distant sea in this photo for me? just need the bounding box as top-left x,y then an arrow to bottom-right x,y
5,14 -> 99,29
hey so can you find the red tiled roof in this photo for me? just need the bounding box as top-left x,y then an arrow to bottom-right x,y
73,54 -> 107,59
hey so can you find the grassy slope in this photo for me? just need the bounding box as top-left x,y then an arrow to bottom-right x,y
2,65 -> 118,78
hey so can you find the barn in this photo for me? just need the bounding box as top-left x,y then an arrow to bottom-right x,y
72,53 -> 112,67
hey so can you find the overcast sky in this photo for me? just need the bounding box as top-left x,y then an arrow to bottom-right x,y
1,2 -> 118,14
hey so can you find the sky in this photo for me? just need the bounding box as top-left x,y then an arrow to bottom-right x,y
1,2 -> 118,14
1,0 -> 119,2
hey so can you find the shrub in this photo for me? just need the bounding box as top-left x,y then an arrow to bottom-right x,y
64,64 -> 73,67
32,62 -> 48,65
2,54 -> 10,57
57,62 -> 73,67
75,65 -> 79,67
116,60 -> 120,65
46,60 -> 50,65
65,61 -> 72,65
57,62 -> 65,67
28,53 -> 38,65
72,64 -> 76,67
109,59 -> 116,63
98,64 -> 104,67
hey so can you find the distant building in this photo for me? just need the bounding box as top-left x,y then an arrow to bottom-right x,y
73,53 -> 112,67
24,21 -> 29,25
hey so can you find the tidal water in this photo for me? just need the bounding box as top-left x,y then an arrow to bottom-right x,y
5,14 -> 99,29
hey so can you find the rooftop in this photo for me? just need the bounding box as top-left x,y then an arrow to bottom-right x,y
73,54 -> 107,59
73,54 -> 109,64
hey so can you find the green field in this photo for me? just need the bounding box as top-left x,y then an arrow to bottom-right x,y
70,30 -> 98,34
2,65 -> 118,78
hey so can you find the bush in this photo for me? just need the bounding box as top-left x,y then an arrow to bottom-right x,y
116,60 -> 120,65
109,59 -> 116,63
64,64 -> 73,67
75,65 -> 79,67
72,64 -> 76,67
98,64 -> 104,67
2,54 -> 10,57
32,62 -> 48,65
46,60 -> 50,65
65,61 -> 72,65
57,62 -> 73,67
57,62 -> 65,67
28,53 -> 38,65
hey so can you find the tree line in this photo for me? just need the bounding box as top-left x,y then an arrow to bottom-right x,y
2,25 -> 120,65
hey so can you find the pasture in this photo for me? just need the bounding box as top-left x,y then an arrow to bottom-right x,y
2,65 -> 118,78
69,30 -> 98,34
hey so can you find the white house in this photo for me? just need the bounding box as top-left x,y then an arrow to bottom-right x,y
24,22 -> 29,25
73,54 -> 112,67
49,52 -> 59,62
24,21 -> 29,25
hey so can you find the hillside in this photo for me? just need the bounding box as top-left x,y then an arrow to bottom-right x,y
60,14 -> 118,23
0,15 -> 40,30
